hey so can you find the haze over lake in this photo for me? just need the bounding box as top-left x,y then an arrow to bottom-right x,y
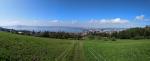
2,25 -> 87,32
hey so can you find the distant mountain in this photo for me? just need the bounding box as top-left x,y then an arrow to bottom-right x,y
1,25 -> 128,33
2,25 -> 88,33
95,28 -> 127,32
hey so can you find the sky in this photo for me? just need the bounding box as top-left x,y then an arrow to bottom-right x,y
0,0 -> 150,28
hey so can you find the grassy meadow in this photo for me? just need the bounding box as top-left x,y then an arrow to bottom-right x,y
84,39 -> 150,61
0,32 -> 150,61
0,32 -> 74,61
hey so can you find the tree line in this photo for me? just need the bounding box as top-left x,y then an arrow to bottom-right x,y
0,25 -> 150,40
88,25 -> 150,40
112,26 -> 150,39
0,27 -> 83,40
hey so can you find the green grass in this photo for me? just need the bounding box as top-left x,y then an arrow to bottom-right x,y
0,32 -> 74,61
84,39 -> 150,61
1,32 -> 150,61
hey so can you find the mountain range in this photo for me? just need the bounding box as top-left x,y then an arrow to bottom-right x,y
1,25 -> 127,33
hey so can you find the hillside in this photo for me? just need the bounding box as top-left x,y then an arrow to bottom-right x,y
0,32 -> 150,61
84,39 -> 150,61
0,32 -> 74,61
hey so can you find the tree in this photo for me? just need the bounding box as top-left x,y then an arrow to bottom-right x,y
42,31 -> 49,37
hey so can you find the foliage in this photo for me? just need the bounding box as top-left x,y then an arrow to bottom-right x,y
111,26 -> 150,39
87,35 -> 95,40
132,36 -> 145,40
111,37 -> 117,41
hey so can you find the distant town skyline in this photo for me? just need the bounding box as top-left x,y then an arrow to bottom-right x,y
0,0 -> 150,28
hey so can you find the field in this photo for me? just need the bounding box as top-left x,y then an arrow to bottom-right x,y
84,40 -> 150,61
0,32 -> 150,61
0,32 -> 74,61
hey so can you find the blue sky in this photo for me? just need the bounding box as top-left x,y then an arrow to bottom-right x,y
0,0 -> 150,28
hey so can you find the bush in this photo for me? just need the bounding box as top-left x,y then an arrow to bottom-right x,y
95,36 -> 102,40
103,37 -> 109,41
133,36 -> 145,40
88,35 -> 95,40
111,37 -> 117,41
146,36 -> 150,39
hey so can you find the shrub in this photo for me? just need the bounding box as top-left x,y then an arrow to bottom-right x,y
133,36 -> 145,40
111,37 -> 117,41
95,36 -> 102,40
88,35 -> 95,40
103,37 -> 109,41
146,36 -> 150,39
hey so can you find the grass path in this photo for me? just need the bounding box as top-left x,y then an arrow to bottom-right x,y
55,40 -> 75,61
88,47 -> 106,61
55,40 -> 85,61
72,40 -> 85,61
56,40 -> 150,61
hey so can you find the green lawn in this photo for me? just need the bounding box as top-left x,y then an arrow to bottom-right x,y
0,32 -> 150,61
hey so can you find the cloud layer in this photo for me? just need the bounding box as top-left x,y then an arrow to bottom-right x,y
0,15 -> 149,28
89,18 -> 128,24
135,15 -> 144,20
0,19 -> 61,26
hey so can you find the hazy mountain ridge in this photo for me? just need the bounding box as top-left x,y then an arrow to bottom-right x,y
1,25 -> 127,32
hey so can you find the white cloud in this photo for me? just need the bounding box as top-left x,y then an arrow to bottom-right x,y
71,20 -> 78,24
0,19 -> 61,26
48,20 -> 59,23
89,18 -> 129,24
0,20 -> 19,26
110,18 -> 129,24
135,15 -> 150,21
135,15 -> 144,20
1,17 -> 146,28
0,19 -> 83,27
87,18 -> 130,28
